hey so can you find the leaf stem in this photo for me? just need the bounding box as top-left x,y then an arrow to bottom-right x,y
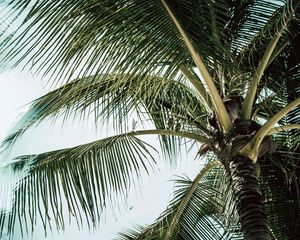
267,40 -> 289,67
130,129 -> 207,143
166,160 -> 220,239
240,98 -> 300,162
179,65 -> 212,109
268,124 -> 300,135
161,0 -> 232,133
241,29 -> 284,120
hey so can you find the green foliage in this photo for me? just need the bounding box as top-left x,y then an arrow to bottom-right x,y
0,0 -> 299,239
1,135 -> 156,236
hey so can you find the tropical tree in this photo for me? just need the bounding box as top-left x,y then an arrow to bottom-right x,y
0,0 -> 299,239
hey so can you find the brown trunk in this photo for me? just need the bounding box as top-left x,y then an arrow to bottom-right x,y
228,155 -> 270,240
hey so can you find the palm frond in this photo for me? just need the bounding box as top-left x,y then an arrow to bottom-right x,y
117,162 -> 243,240
0,134 -> 156,237
237,1 -> 290,59
259,155 -> 300,239
238,1 -> 299,95
256,3 -> 300,153
268,128 -> 300,180
117,226 -> 146,240
224,0 -> 283,51
0,0 -> 237,83
118,153 -> 300,240
0,72 -> 208,163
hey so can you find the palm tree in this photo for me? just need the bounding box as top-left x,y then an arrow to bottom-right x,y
0,0 -> 299,239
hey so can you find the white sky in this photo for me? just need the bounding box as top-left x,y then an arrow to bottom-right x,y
0,70 -> 202,239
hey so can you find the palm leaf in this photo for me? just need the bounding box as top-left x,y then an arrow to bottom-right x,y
259,154 -> 300,239
117,226 -> 146,240
238,1 -> 299,98
118,152 -> 300,240
0,72 -> 208,162
117,161 -> 243,240
0,0 -> 236,83
225,0 -> 285,52
0,134 -> 156,237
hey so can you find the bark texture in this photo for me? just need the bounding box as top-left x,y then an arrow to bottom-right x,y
228,155 -> 270,240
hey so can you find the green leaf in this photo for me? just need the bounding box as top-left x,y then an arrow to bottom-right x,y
118,163 -> 243,240
0,73 -> 208,161
0,134 -> 156,237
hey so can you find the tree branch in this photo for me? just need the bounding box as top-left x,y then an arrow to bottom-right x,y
130,129 -> 208,143
241,28 -> 285,120
267,40 -> 289,68
179,65 -> 212,110
166,160 -> 220,239
240,98 -> 300,162
268,124 -> 300,135
161,0 -> 232,133
209,4 -> 225,98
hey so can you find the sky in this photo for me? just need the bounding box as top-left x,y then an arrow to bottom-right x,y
0,69 -> 202,239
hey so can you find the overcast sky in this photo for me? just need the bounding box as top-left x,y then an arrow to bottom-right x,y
0,70 -> 202,239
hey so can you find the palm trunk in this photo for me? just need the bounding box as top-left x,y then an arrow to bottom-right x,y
228,155 -> 270,240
